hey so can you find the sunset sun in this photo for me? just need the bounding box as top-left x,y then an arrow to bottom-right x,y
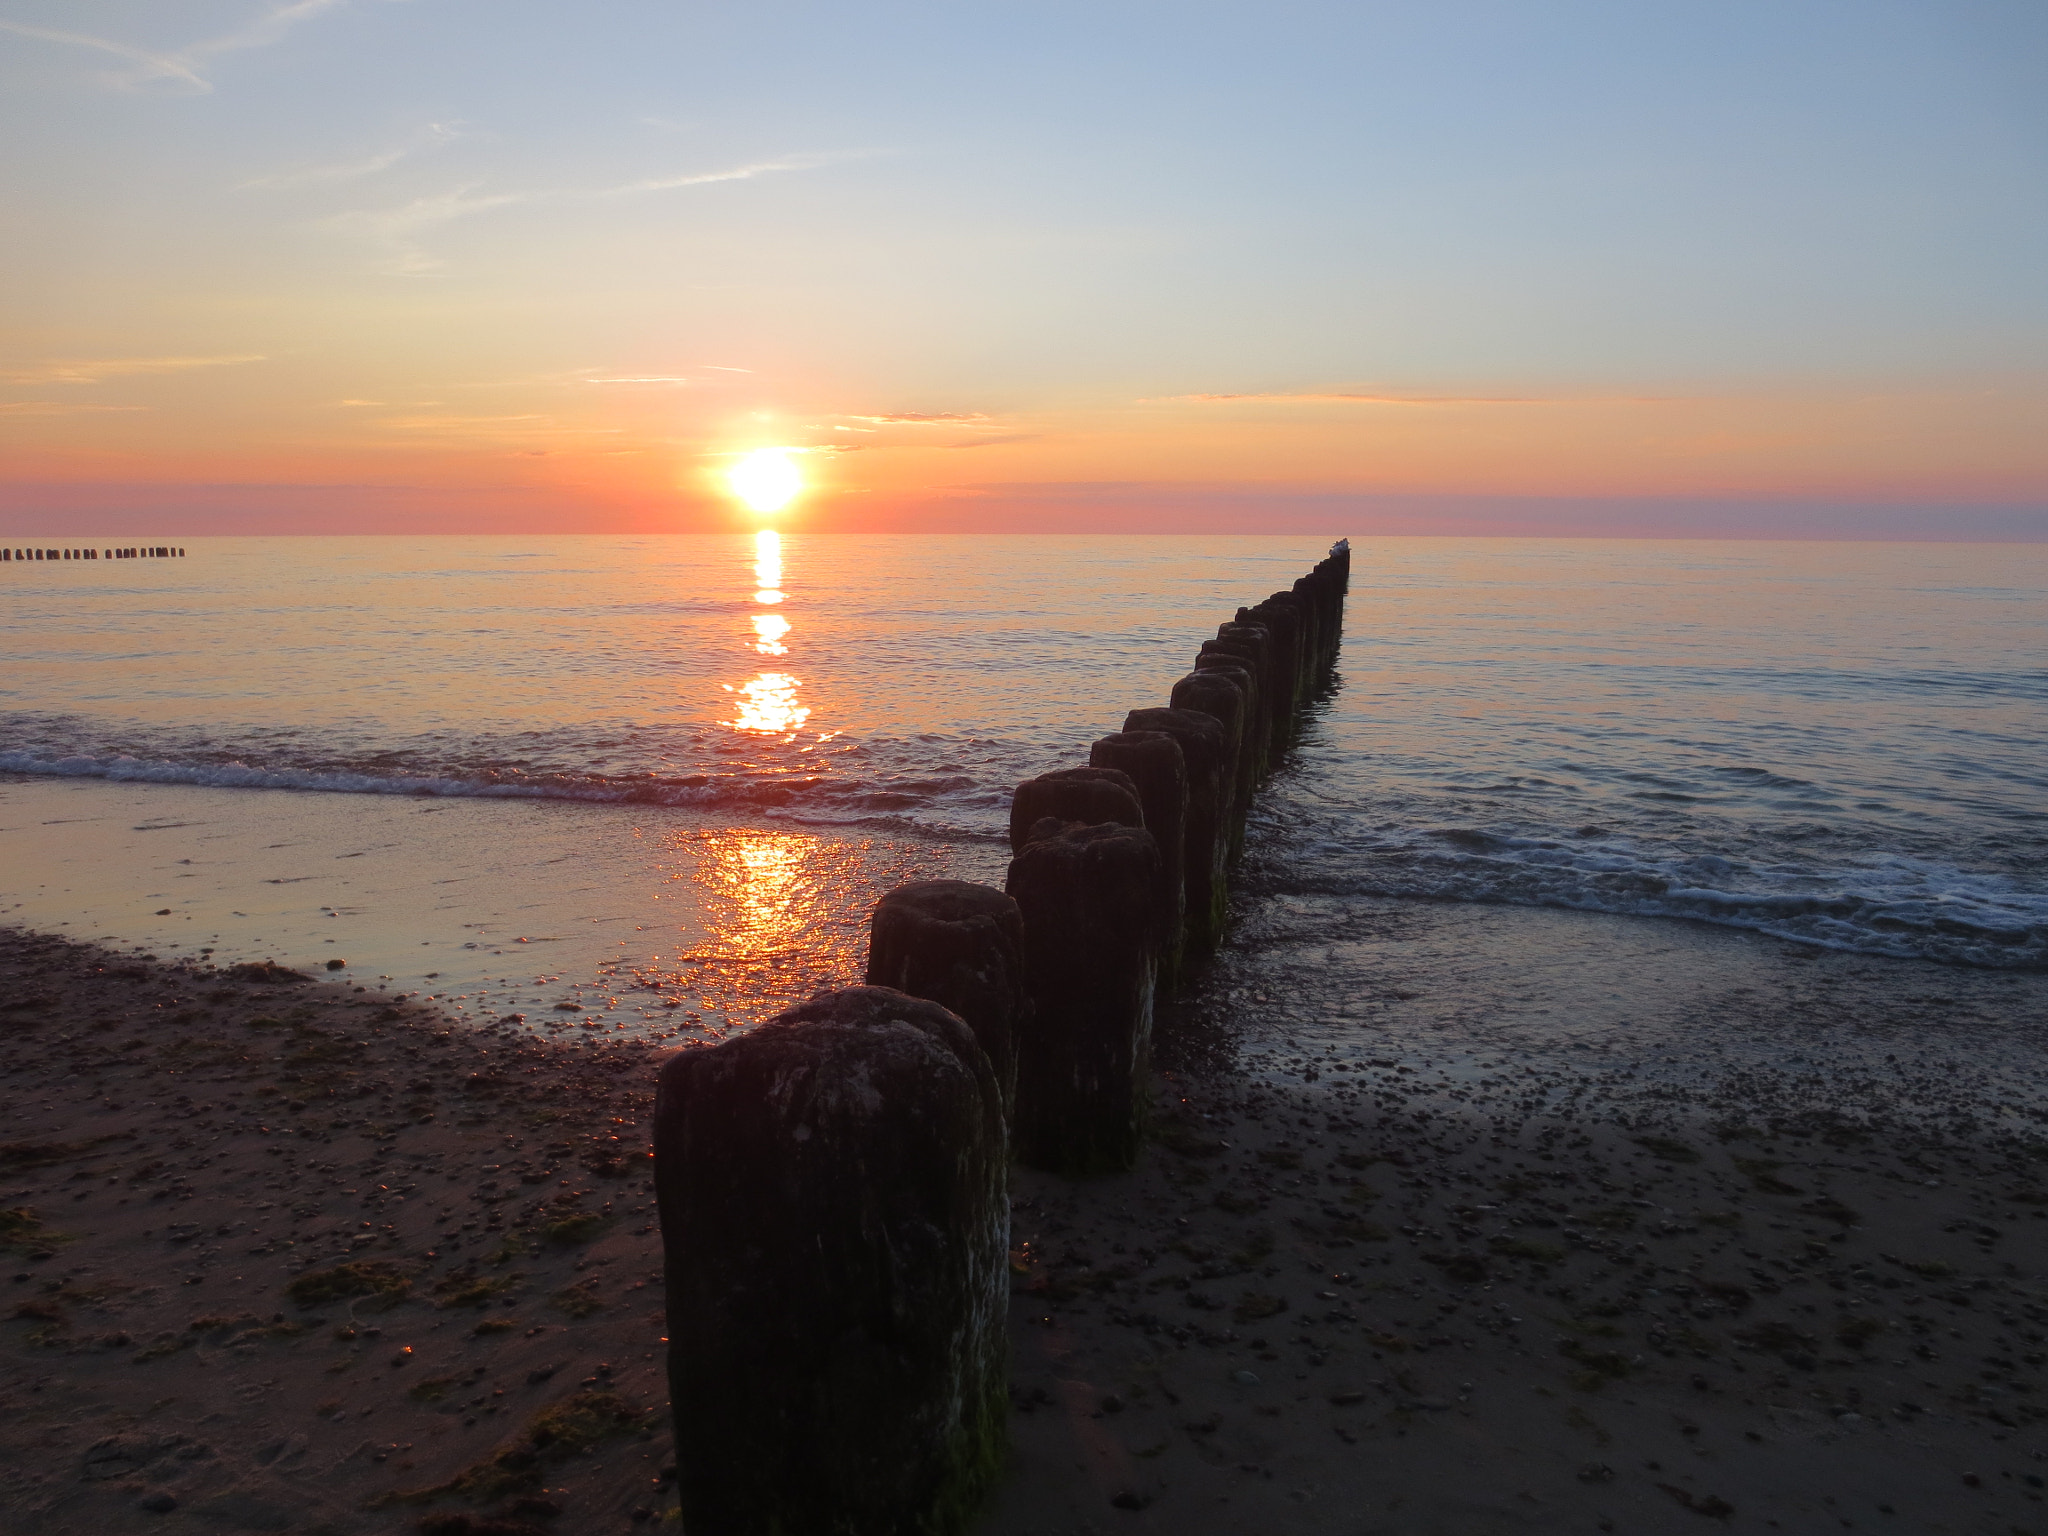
727,448 -> 803,514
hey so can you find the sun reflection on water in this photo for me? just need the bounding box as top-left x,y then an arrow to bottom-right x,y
724,528 -> 810,736
658,824 -> 874,1024
753,529 -> 783,595
726,671 -> 811,733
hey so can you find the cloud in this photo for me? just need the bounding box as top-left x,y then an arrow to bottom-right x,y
0,20 -> 209,90
1154,390 -> 1679,406
846,412 -> 993,425
372,413 -> 625,439
582,375 -> 696,386
1159,391 -> 1545,406
2,355 -> 267,385
334,157 -> 838,271
602,157 -> 827,196
239,122 -> 462,191
0,401 -> 149,415
1,1 -> 347,95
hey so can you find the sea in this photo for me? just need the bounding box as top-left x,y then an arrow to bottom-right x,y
2,534 -> 2043,1037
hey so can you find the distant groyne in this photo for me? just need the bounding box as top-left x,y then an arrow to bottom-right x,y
4,545 -> 186,563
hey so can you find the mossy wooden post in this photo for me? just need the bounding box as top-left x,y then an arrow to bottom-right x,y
864,880 -> 1027,1117
1168,669 -> 1250,860
1296,541 -> 1349,676
1005,821 -> 1162,1174
1121,706 -> 1230,958
655,987 -> 1008,1536
1264,588 -> 1318,696
1213,619 -> 1285,762
1198,639 -> 1268,781
1006,766 -> 1144,853
1240,598 -> 1307,726
1087,730 -> 1188,992
1186,661 -> 1256,854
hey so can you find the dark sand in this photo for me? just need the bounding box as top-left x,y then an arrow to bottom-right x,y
4,897 -> 2047,1535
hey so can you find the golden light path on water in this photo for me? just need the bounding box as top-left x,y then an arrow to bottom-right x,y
649,825 -> 879,1029
692,512 -> 833,1015
722,526 -> 809,734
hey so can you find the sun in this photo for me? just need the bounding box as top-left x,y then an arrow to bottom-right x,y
727,448 -> 803,514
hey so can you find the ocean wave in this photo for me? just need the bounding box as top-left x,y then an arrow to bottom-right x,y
1256,819 -> 2048,970
0,748 -> 1012,842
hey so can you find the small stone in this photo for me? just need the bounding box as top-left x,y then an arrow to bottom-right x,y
326,958 -> 347,970
1233,1370 -> 1260,1386
139,1494 -> 177,1514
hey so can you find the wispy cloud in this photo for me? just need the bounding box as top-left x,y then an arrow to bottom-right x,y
373,413 -> 625,440
583,375 -> 696,386
1159,391 -> 1545,406
2,354 -> 267,385
1156,390 -> 1679,406
239,122 -> 462,191
603,159 -> 823,196
0,20 -> 209,90
1,1 -> 347,94
335,157 -> 839,272
847,412 -> 993,425
0,400 -> 150,415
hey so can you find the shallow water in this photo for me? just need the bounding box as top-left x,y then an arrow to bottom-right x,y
4,534 -> 2044,973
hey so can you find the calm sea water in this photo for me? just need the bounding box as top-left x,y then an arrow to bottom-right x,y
4,535 -> 2043,970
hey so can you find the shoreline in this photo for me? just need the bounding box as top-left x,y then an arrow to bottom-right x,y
5,917 -> 2048,1534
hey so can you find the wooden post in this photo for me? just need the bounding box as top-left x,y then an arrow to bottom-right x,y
1006,821 -> 1161,1175
655,986 -> 1008,1536
1121,706 -> 1231,958
1007,765 -> 1143,854
1088,730 -> 1188,992
1168,669 -> 1251,859
864,880 -> 1028,1117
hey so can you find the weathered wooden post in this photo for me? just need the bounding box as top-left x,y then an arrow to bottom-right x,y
1245,598 -> 1310,720
1087,730 -> 1188,991
1187,660 -> 1258,850
864,880 -> 1028,1116
1240,598 -> 1307,725
1168,669 -> 1250,857
1198,638 -> 1268,780
1121,706 -> 1230,957
1211,619 -> 1285,762
1006,765 -> 1143,853
655,986 -> 1008,1536
1005,820 -> 1162,1174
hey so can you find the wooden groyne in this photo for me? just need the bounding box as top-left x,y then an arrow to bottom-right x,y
3,545 -> 186,563
654,539 -> 1350,1534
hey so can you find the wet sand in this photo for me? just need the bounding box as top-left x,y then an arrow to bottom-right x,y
1,773 -> 999,1024
4,896 -> 2047,1535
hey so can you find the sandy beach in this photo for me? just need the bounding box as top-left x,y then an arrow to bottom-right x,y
5,891 -> 2046,1536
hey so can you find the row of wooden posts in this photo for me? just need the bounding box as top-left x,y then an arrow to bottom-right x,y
3,546 -> 186,562
653,541 -> 1351,1535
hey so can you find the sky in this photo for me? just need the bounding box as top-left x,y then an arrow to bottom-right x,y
2,0 -> 2044,537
